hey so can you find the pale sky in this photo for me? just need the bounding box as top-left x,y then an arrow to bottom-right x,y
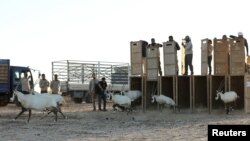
1,0 -> 249,81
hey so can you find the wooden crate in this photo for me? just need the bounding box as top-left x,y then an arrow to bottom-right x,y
147,58 -> 158,68
164,64 -> 176,76
147,48 -> 158,57
163,41 -> 177,75
245,98 -> 250,113
230,63 -> 245,75
131,64 -> 142,76
201,39 -> 208,75
229,39 -> 245,75
130,41 -> 143,75
146,47 -> 159,81
213,38 -> 229,75
146,69 -> 158,81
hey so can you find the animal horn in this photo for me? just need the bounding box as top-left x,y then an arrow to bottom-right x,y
217,79 -> 225,92
151,82 -> 157,96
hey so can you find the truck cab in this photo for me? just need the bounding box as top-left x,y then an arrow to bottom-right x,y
10,66 -> 34,93
0,59 -> 34,106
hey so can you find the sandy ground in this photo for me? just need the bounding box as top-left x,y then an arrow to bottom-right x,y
1,96 -> 250,141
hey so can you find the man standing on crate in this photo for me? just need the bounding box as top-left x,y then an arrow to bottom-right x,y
168,36 -> 180,75
230,32 -> 249,73
230,32 -> 248,56
182,36 -> 194,75
148,38 -> 163,76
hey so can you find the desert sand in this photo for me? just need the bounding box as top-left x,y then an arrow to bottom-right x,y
1,96 -> 250,141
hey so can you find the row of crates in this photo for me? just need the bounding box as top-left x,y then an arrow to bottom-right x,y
131,38 -> 247,76
130,40 -> 178,80
203,38 -> 246,75
130,75 -> 250,113
130,41 -> 161,80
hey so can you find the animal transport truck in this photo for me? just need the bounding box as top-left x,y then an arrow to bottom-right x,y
0,59 -> 34,106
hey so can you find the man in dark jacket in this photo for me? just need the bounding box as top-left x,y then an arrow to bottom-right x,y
230,32 -> 248,56
97,77 -> 107,111
148,38 -> 163,76
168,36 -> 180,50
168,36 -> 180,74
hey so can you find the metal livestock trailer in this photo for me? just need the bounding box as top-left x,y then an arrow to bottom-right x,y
52,60 -> 129,103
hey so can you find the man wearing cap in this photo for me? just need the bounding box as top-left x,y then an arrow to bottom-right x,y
182,35 -> 194,75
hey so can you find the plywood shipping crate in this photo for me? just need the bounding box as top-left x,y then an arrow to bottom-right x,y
213,38 -> 229,75
229,38 -> 245,75
201,39 -> 208,75
130,41 -> 147,75
146,46 -> 160,81
163,41 -> 177,75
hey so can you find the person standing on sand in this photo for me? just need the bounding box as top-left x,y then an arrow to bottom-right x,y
97,77 -> 107,111
89,73 -> 99,111
50,74 -> 60,94
39,74 -> 49,93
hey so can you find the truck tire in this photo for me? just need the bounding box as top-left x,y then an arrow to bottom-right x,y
73,98 -> 83,103
85,93 -> 92,103
0,94 -> 9,107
